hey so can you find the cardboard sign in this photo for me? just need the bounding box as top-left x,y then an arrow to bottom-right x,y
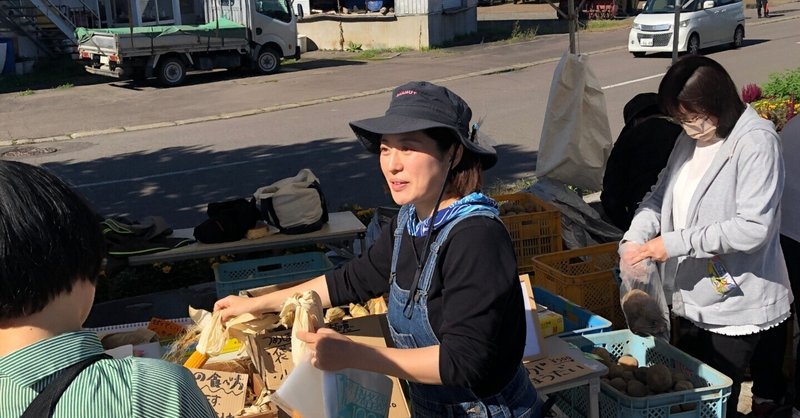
248,314 -> 410,418
524,354 -> 594,388
190,368 -> 249,417
520,274 -> 546,361
147,317 -> 187,339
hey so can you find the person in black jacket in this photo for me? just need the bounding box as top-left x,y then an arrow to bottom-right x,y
215,81 -> 542,418
601,92 -> 682,230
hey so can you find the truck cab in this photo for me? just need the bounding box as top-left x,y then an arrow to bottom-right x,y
209,0 -> 300,73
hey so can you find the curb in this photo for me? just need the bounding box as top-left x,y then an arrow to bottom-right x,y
1,13 -> 796,147
0,53 -> 572,146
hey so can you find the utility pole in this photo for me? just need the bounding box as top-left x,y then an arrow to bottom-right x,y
672,0 -> 680,63
569,0 -> 576,53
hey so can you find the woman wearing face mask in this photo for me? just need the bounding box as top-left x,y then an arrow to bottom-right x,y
215,81 -> 542,417
620,56 -> 793,417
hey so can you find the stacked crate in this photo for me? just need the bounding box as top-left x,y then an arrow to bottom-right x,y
493,193 -> 563,274
531,242 -> 626,329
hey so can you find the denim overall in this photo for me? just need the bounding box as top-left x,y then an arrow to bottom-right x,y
387,205 -> 542,418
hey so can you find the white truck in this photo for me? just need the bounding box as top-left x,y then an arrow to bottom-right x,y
76,0 -> 301,86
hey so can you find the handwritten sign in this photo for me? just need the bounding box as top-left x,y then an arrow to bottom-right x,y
524,355 -> 594,388
190,368 -> 249,418
147,317 -> 186,339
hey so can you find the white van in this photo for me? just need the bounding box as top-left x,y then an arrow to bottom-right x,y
628,0 -> 745,57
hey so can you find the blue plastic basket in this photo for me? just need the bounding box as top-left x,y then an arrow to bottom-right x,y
556,330 -> 732,418
214,252 -> 333,298
533,286 -> 612,337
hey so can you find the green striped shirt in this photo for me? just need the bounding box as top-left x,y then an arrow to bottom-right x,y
0,331 -> 217,418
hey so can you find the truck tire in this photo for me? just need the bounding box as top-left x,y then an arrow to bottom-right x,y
157,57 -> 186,87
256,47 -> 281,75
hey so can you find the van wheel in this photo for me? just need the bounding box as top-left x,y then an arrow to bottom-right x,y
156,57 -> 186,87
687,33 -> 701,55
731,25 -> 744,48
632,51 -> 645,57
256,47 -> 281,74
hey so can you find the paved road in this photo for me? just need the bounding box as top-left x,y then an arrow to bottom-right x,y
0,5 -> 798,228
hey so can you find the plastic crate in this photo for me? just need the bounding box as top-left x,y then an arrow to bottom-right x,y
532,286 -> 612,337
492,193 -> 562,274
531,242 -> 625,328
557,330 -> 733,418
214,252 -> 333,298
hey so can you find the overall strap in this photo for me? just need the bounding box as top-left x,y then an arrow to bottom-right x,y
389,205 -> 412,285
21,353 -> 111,418
403,209 -> 499,318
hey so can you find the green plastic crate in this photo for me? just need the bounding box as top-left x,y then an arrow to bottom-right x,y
557,330 -> 733,418
214,252 -> 333,298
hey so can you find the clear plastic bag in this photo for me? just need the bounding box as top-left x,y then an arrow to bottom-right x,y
272,357 -> 393,418
618,242 -> 670,340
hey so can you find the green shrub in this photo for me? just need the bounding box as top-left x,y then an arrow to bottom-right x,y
763,67 -> 800,99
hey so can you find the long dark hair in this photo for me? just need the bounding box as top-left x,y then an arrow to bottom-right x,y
658,55 -> 745,138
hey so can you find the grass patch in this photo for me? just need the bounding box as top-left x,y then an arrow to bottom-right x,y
0,56 -> 102,95
354,47 -> 413,60
441,24 -> 539,48
584,18 -> 633,31
509,21 -> 538,42
18,89 -> 35,96
486,176 -> 538,196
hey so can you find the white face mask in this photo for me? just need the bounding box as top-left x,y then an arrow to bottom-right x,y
681,117 -> 717,142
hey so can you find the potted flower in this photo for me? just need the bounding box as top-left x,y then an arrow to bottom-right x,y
743,67 -> 800,132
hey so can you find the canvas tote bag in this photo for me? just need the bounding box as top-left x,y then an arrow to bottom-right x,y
254,169 -> 329,235
536,52 -> 613,191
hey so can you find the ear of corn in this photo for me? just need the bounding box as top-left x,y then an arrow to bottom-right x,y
183,350 -> 209,368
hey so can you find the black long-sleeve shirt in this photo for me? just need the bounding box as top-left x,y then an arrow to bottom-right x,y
602,117 -> 682,230
325,215 -> 525,397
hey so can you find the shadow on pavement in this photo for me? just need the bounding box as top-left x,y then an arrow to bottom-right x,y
477,18 -> 572,38
106,58 -> 364,89
12,138 -> 536,229
23,137 -> 535,323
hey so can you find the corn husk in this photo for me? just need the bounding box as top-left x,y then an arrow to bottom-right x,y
324,306 -> 346,323
349,303 -> 370,318
281,290 -> 324,364
366,296 -> 388,315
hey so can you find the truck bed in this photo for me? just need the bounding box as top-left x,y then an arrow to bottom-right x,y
76,18 -> 249,57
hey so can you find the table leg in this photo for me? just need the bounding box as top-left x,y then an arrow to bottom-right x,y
588,378 -> 600,418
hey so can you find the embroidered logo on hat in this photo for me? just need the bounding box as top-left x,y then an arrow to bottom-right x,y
396,90 -> 417,97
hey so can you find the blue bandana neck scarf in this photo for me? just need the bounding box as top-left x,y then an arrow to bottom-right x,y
406,192 -> 499,237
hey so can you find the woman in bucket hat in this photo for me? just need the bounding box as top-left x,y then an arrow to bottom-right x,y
216,81 -> 543,417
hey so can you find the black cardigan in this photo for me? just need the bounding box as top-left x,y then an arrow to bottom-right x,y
325,214 -> 525,397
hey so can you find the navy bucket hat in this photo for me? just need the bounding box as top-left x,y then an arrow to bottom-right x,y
349,81 -> 498,169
